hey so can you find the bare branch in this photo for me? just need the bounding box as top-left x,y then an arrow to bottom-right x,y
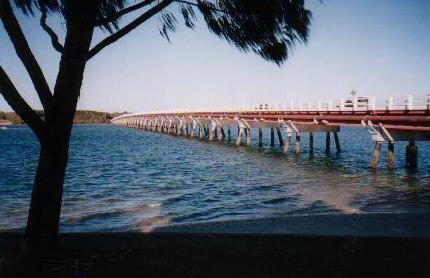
0,0 -> 52,113
40,10 -> 64,54
96,0 -> 156,26
0,66 -> 46,141
87,0 -> 174,60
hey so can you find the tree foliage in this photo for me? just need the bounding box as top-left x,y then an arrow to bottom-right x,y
11,0 -> 311,64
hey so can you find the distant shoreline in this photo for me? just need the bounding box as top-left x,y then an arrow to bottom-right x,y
0,110 -> 126,125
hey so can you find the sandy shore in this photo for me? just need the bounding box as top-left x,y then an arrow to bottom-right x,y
1,213 -> 430,277
155,212 -> 430,237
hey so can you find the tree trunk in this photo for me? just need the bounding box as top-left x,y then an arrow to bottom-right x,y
25,6 -> 95,245
26,136 -> 69,245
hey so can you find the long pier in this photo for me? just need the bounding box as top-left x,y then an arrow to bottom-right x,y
111,95 -> 430,169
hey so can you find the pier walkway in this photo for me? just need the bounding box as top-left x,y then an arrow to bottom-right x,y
111,95 -> 430,169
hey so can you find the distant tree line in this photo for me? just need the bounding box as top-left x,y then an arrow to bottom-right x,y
0,110 -> 126,124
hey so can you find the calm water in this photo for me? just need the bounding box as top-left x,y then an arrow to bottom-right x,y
1,125 -> 429,232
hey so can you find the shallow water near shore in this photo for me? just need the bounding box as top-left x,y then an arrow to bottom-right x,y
0,125 -> 429,232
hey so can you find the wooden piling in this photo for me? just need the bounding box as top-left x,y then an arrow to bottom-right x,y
221,126 -> 226,139
270,128 -> 275,147
309,132 -> 314,153
333,132 -> 341,153
295,134 -> 301,155
371,141 -> 382,169
325,132 -> 331,153
387,141 -> 394,170
209,125 -> 215,141
283,133 -> 292,154
246,128 -> 251,145
276,127 -> 284,146
199,126 -> 204,139
227,125 -> 231,141
405,140 -> 418,169
258,128 -> 263,147
236,128 -> 243,146
218,126 -> 223,142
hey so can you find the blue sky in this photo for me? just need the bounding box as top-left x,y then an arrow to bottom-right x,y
1,0 -> 429,112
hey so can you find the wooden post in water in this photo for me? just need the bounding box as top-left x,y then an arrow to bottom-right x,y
199,125 -> 204,139
236,128 -> 244,146
276,127 -> 284,146
258,128 -> 263,147
325,132 -> 331,153
270,128 -> 275,147
190,125 -> 195,138
218,125 -> 223,142
333,132 -> 341,153
309,132 -> 314,154
405,140 -> 418,169
209,124 -> 216,141
370,141 -> 382,169
283,133 -> 292,154
227,125 -> 231,141
221,126 -> 226,139
246,128 -> 251,145
387,141 -> 394,170
295,133 -> 301,155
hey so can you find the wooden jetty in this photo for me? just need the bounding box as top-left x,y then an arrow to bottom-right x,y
112,95 -> 430,169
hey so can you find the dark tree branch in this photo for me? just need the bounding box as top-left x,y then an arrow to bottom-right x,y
96,0 -> 156,26
0,0 -> 52,113
0,66 -> 45,141
87,0 -> 174,60
40,10 -> 64,53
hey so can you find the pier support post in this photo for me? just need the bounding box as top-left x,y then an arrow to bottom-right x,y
227,125 -> 231,141
246,128 -> 251,145
236,128 -> 244,146
258,128 -> 263,147
270,128 -> 275,147
199,125 -> 204,139
295,133 -> 301,155
405,140 -> 418,169
218,125 -> 223,142
221,126 -> 226,139
283,132 -> 292,154
209,124 -> 216,141
325,132 -> 331,153
309,132 -> 314,154
276,127 -> 284,146
387,141 -> 394,170
333,132 -> 341,153
190,122 -> 195,138
371,141 -> 382,169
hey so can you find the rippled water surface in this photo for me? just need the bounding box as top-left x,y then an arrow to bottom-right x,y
1,125 -> 429,232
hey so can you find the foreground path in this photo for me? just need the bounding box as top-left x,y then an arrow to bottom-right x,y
1,213 -> 430,277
